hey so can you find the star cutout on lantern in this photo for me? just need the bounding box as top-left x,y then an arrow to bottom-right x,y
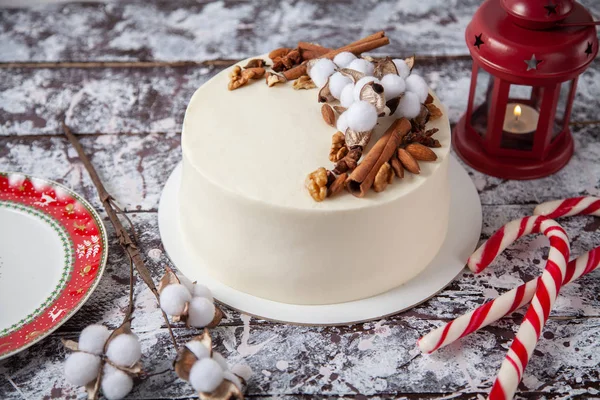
586,42 -> 593,57
524,54 -> 541,71
18,185 -> 25,191
473,34 -> 484,49
544,3 -> 558,16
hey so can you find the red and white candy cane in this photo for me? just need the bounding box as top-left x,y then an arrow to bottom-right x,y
534,196 -> 600,218
425,215 -> 569,399
488,217 -> 570,400
419,197 -> 600,355
418,247 -> 600,354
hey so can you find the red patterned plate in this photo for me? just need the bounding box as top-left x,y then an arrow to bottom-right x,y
0,172 -> 107,359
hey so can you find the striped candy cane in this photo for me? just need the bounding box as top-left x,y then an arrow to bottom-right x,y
488,218 -> 570,400
534,196 -> 600,218
419,215 -> 568,399
418,247 -> 600,354
418,197 -> 600,355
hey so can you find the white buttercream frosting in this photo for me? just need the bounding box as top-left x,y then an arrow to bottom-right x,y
179,56 -> 451,305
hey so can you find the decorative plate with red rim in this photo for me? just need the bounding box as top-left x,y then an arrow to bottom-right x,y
0,172 -> 107,360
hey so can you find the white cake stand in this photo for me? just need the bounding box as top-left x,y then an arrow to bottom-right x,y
158,156 -> 482,325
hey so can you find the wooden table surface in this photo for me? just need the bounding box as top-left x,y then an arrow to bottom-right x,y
2,1 -> 600,399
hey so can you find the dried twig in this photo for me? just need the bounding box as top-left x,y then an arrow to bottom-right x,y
62,121 -> 178,350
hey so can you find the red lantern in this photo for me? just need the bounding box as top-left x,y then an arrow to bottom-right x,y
453,0 -> 598,179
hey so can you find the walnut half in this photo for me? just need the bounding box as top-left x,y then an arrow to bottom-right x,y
373,162 -> 394,192
305,167 -> 329,202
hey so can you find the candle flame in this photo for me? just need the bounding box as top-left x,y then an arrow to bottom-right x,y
514,105 -> 522,118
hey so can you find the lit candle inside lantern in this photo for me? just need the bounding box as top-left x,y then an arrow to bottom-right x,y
503,103 -> 540,134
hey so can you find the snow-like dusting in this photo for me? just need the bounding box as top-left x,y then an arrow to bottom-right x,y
275,360 -> 289,371
236,314 -> 277,357
0,67 -> 215,135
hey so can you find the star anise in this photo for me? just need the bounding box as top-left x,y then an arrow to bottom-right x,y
402,128 -> 441,148
272,48 -> 302,72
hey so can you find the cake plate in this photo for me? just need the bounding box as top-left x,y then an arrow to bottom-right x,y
158,157 -> 482,325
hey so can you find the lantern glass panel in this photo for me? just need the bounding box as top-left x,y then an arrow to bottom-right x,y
470,66 -> 494,137
553,80 -> 573,139
500,83 -> 542,151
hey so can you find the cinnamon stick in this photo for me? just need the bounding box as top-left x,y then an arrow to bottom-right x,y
298,42 -> 331,59
283,33 -> 390,80
347,118 -> 412,197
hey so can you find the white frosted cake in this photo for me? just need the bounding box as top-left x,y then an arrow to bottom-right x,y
179,52 -> 451,305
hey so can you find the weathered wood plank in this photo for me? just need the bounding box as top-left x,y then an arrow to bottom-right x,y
1,0 -> 598,63
2,59 -> 600,136
0,0 -> 476,62
2,318 -> 600,399
0,134 -> 181,212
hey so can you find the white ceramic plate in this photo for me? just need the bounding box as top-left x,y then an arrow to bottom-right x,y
0,172 -> 108,359
158,157 -> 482,325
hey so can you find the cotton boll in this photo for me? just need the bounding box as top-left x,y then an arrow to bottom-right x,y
333,51 -> 357,68
78,324 -> 111,355
185,340 -> 210,360
392,59 -> 411,79
346,101 -> 378,132
159,283 -> 192,316
340,84 -> 355,108
380,74 -> 406,100
189,358 -> 224,393
329,72 -> 352,99
308,58 -> 336,88
176,274 -> 195,293
405,74 -> 429,103
395,92 -> 422,119
192,283 -> 213,301
101,365 -> 133,400
353,76 -> 380,102
64,352 -> 101,386
223,371 -> 243,391
106,334 -> 142,367
336,111 -> 349,133
347,58 -> 374,75
212,352 -> 229,371
188,297 -> 216,328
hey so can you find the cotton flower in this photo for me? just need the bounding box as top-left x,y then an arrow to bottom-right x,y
347,58 -> 374,75
336,111 -> 349,133
105,333 -> 142,368
380,74 -> 406,100
346,101 -> 378,132
308,58 -> 337,88
64,352 -> 101,386
185,340 -> 210,360
78,324 -> 111,355
192,283 -> 213,301
188,297 -> 216,328
353,76 -> 380,102
340,84 -> 355,108
333,51 -> 357,68
101,364 -> 134,400
405,74 -> 429,103
212,352 -> 229,371
223,371 -> 243,391
189,358 -> 224,393
395,91 -> 421,119
392,59 -> 411,79
329,72 -> 353,99
176,274 -> 195,293
160,283 -> 192,316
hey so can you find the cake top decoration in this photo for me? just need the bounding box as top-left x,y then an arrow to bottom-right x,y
227,31 -> 444,202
